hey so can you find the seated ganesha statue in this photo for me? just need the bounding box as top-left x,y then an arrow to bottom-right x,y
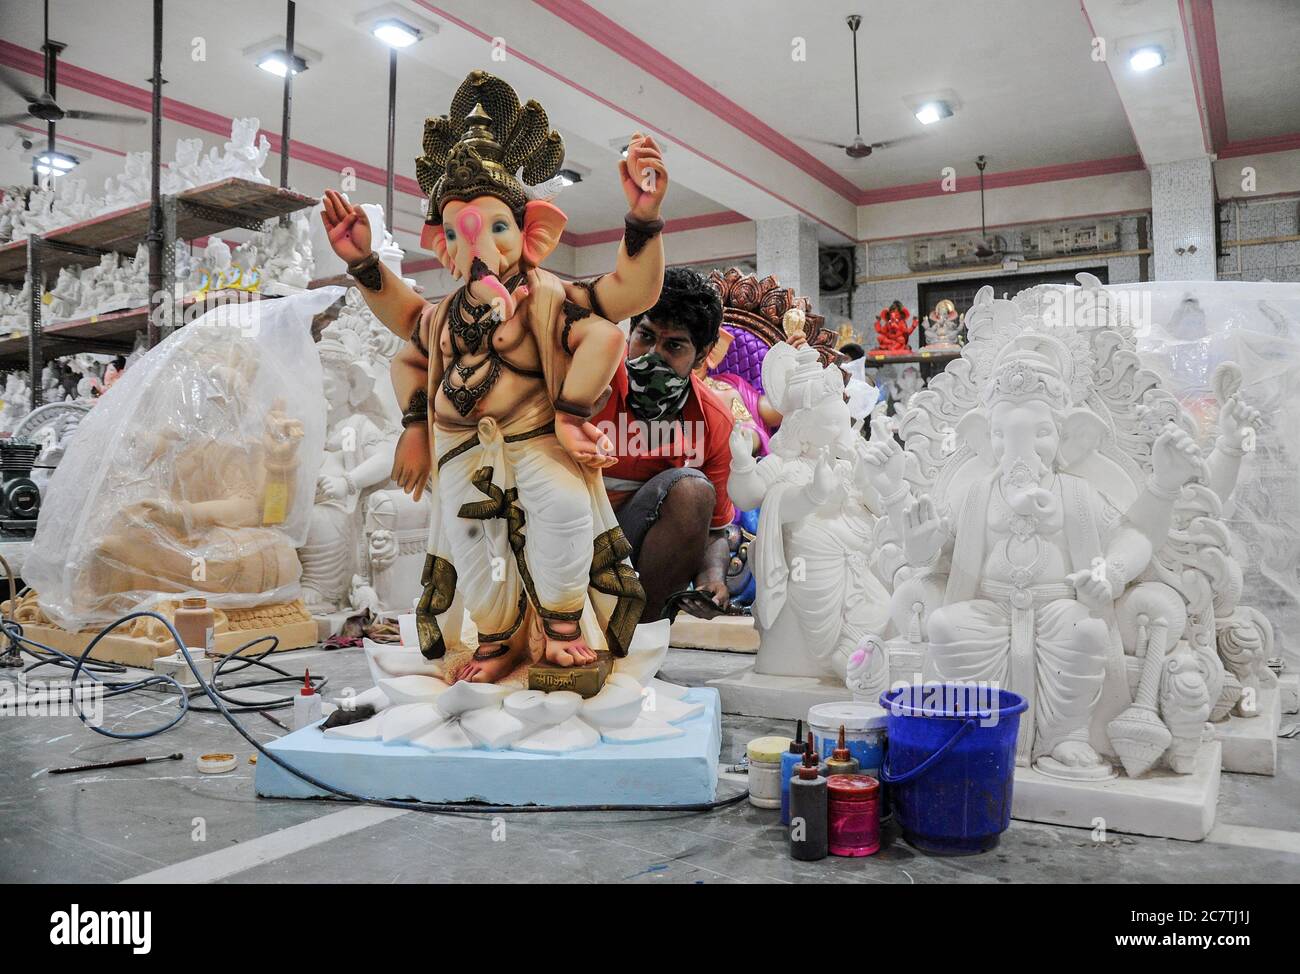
862,280 -> 1265,780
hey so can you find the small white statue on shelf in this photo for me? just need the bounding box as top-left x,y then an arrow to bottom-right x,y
726,342 -> 893,691
102,151 -> 152,209
923,298 -> 963,348
260,212 -> 314,291
46,267 -> 83,320
213,117 -> 272,184
162,137 -> 206,193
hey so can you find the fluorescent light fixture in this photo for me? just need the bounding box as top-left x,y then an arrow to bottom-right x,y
1129,45 -> 1165,72
34,150 -> 77,174
914,100 -> 952,125
258,50 -> 307,77
557,168 -> 582,187
372,18 -> 421,47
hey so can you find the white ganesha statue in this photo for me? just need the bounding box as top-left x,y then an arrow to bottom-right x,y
861,275 -> 1267,780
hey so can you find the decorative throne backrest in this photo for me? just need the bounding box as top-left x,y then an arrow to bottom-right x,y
885,274 -> 1237,647
705,268 -> 835,392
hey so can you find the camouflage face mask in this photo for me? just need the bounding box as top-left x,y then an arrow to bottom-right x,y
626,350 -> 691,422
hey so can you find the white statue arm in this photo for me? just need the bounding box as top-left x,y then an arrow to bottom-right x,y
727,421 -> 769,511
1206,394 -> 1260,506
1126,424 -> 1208,554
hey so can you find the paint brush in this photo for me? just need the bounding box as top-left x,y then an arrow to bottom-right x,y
48,753 -> 183,775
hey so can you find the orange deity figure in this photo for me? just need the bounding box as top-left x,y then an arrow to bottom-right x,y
321,71 -> 668,684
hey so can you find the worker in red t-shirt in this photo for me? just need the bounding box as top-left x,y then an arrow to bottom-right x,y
590,268 -> 734,622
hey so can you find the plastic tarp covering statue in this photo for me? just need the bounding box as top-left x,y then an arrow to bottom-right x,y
25,287 -> 346,631
1117,280 -> 1300,670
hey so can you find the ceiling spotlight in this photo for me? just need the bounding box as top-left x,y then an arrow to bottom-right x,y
258,50 -> 308,77
34,150 -> 78,174
372,18 -> 421,47
914,100 -> 953,125
1129,45 -> 1166,72
557,169 -> 583,187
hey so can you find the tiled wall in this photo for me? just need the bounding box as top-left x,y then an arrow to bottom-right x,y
1217,196 -> 1300,283
1150,157 -> 1218,282
821,214 -> 1148,345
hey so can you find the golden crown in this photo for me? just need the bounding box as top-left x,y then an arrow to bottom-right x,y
415,70 -> 565,222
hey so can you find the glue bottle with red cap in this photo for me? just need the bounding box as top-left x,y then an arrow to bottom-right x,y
292,669 -> 322,730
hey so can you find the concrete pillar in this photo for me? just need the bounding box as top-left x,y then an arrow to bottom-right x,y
1151,157 -> 1218,281
756,214 -> 820,312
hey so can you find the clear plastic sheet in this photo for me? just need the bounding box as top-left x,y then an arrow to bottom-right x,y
1112,280 -> 1300,669
25,287 -> 346,631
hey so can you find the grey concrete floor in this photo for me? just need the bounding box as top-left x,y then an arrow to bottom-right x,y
1,643 -> 1298,884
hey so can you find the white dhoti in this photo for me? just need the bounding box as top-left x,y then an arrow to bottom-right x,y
417,415 -> 643,661
923,582 -> 1108,765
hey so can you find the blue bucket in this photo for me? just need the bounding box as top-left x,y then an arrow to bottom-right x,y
879,684 -> 1027,856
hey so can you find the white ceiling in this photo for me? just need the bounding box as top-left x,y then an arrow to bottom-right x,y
1,0 -> 1298,252
1214,0 -> 1300,142
582,0 -> 1140,187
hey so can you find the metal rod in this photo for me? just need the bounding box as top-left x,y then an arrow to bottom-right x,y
279,0 -> 295,195
146,0 -> 164,347
27,236 -> 41,411
386,46 -> 397,222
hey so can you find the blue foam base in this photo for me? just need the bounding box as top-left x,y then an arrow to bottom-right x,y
255,688 -> 721,806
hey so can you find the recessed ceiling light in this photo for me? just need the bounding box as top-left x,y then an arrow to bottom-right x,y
372,18 -> 421,47
914,101 -> 953,125
1129,45 -> 1165,72
257,50 -> 308,77
34,150 -> 77,174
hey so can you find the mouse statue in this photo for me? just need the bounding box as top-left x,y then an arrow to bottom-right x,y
321,70 -> 668,685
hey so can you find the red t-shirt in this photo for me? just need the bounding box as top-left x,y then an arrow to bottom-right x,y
592,358 -> 736,529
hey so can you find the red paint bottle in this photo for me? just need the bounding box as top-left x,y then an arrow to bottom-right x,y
827,773 -> 881,857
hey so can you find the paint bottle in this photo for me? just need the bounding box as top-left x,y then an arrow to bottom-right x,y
827,774 -> 881,857
780,719 -> 805,825
788,732 -> 828,862
174,597 -> 214,658
293,669 -> 322,730
746,736 -> 788,809
824,724 -> 861,778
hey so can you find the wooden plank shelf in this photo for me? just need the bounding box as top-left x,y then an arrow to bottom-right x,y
0,178 -> 318,284
0,290 -> 279,363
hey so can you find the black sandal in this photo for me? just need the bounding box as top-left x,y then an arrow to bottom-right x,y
663,588 -> 749,622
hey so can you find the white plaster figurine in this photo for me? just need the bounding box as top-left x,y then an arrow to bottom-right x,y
862,275 -> 1267,780
727,342 -> 892,695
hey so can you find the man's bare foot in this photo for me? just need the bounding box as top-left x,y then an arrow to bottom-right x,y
453,641 -> 531,683
543,620 -> 598,667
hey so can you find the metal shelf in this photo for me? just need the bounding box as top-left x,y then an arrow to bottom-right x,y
0,178 -> 317,285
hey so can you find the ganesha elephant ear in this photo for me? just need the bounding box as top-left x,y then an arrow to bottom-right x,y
521,200 -> 567,266
421,223 -> 453,275
1058,407 -> 1109,467
955,407 -> 991,462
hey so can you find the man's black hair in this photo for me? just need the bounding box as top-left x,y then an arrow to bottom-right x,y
839,342 -> 865,360
631,267 -> 723,354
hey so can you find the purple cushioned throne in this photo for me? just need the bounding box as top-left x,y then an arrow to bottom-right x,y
704,268 -> 836,393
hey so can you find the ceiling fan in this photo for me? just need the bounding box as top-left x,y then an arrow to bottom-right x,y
797,14 -> 925,161
0,0 -> 144,160
972,155 -> 1020,261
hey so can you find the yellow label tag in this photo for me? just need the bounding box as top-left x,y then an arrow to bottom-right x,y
262,481 -> 289,525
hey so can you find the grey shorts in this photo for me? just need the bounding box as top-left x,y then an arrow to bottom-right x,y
613,466 -> 714,563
